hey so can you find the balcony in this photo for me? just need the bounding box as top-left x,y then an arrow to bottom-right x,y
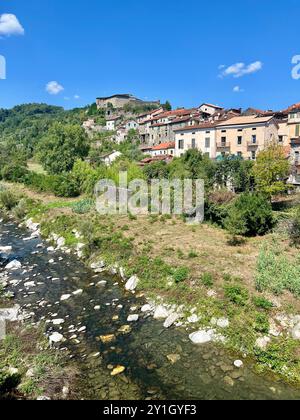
247,142 -> 259,148
217,142 -> 230,149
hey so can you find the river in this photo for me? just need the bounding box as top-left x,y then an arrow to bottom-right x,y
1,220 -> 300,400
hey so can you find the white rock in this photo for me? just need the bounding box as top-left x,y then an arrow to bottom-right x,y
73,289 -> 83,296
0,246 -> 12,253
56,237 -> 65,249
24,281 -> 36,288
127,315 -> 139,322
94,306 -> 101,311
96,281 -> 107,287
234,360 -> 244,369
211,318 -> 230,328
141,304 -> 153,313
60,294 -> 71,302
164,313 -> 180,328
5,260 -> 21,270
291,323 -> 300,340
153,305 -> 170,320
52,319 -> 65,326
47,247 -> 55,252
187,314 -> 199,324
125,275 -> 139,292
189,330 -> 212,345
49,332 -> 64,345
255,336 -> 271,350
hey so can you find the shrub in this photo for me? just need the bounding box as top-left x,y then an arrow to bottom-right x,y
224,284 -> 249,306
173,267 -> 190,283
1,164 -> 28,182
254,313 -> 270,334
0,190 -> 19,210
224,193 -> 274,237
201,272 -> 214,287
253,296 -> 274,311
72,199 -> 94,214
188,250 -> 199,259
289,207 -> 300,246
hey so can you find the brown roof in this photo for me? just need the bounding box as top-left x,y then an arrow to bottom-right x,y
152,142 -> 175,151
284,103 -> 300,113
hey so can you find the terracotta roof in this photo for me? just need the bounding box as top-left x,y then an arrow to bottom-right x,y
200,103 -> 223,110
152,142 -> 175,151
216,115 -> 274,127
284,103 -> 300,113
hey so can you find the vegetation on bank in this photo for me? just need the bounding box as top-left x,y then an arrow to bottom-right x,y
0,322 -> 78,400
2,186 -> 300,385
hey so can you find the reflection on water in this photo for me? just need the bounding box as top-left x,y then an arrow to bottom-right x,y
1,221 -> 300,400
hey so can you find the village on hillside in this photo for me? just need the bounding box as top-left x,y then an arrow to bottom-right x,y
82,93 -> 300,186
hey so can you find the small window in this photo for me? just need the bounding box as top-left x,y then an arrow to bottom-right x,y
252,128 -> 257,131
251,151 -> 256,160
205,138 -> 210,148
278,135 -> 283,143
237,152 -> 242,158
221,137 -> 227,144
221,130 -> 227,133
252,135 -> 257,144
206,131 -> 211,134
178,140 -> 184,150
238,129 -> 243,132
237,136 -> 243,145
191,139 -> 196,149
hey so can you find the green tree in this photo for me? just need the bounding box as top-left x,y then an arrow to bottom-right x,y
252,143 -> 290,197
37,123 -> 90,174
225,193 -> 274,237
163,101 -> 172,111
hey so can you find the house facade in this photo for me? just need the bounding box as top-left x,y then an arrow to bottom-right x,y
106,116 -> 121,131
215,116 -> 279,160
174,122 -> 218,158
150,142 -> 175,157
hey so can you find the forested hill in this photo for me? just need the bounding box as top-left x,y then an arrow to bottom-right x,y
0,103 -> 87,155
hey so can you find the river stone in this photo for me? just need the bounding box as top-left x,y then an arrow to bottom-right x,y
189,330 -> 212,344
0,246 -> 12,253
37,396 -> 51,401
73,289 -> 83,296
127,314 -> 139,322
5,260 -> 21,270
56,237 -> 65,249
187,314 -> 199,324
224,376 -> 235,387
153,305 -> 170,320
60,294 -> 71,302
255,336 -> 271,350
52,319 -> 65,325
211,318 -> 230,328
164,313 -> 180,328
234,360 -> 244,369
167,354 -> 181,364
291,323 -> 300,340
49,332 -> 64,345
125,275 -> 139,292
24,281 -> 36,288
141,304 -> 153,313
111,366 -> 126,376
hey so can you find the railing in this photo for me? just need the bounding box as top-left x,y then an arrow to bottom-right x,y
216,143 -> 230,149
247,142 -> 258,148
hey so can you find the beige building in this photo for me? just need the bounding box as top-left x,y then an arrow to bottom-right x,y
215,116 -> 279,160
174,122 -> 218,158
150,142 -> 175,157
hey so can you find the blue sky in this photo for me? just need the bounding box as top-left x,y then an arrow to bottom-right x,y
0,0 -> 300,110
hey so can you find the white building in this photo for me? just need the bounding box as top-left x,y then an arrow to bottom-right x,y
174,122 -> 218,158
150,142 -> 175,157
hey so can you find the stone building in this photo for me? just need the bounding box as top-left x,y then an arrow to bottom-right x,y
96,94 -> 160,110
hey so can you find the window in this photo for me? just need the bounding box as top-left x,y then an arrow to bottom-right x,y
221,130 -> 227,133
278,135 -> 283,143
251,151 -> 256,160
237,136 -> 243,145
296,125 -> 300,137
206,131 -> 211,134
252,135 -> 257,144
205,138 -> 210,148
178,140 -> 184,150
191,138 -> 196,149
238,129 -> 243,132
221,136 -> 227,144
237,152 -> 242,158
252,128 -> 257,131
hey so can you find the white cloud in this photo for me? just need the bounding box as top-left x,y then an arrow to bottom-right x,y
233,86 -> 244,93
220,61 -> 263,78
46,81 -> 64,95
0,14 -> 24,37
74,95 -> 80,100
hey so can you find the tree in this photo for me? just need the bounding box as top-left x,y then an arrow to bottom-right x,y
37,123 -> 90,174
224,193 -> 274,237
252,143 -> 290,197
163,101 -> 172,111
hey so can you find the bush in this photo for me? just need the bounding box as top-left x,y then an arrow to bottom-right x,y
224,284 -> 249,306
0,190 -> 19,210
224,193 -> 274,237
72,199 -> 94,214
254,313 -> 270,334
253,296 -> 274,311
24,172 -> 80,198
289,207 -> 300,246
173,267 -> 190,283
1,164 -> 28,182
201,273 -> 214,287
